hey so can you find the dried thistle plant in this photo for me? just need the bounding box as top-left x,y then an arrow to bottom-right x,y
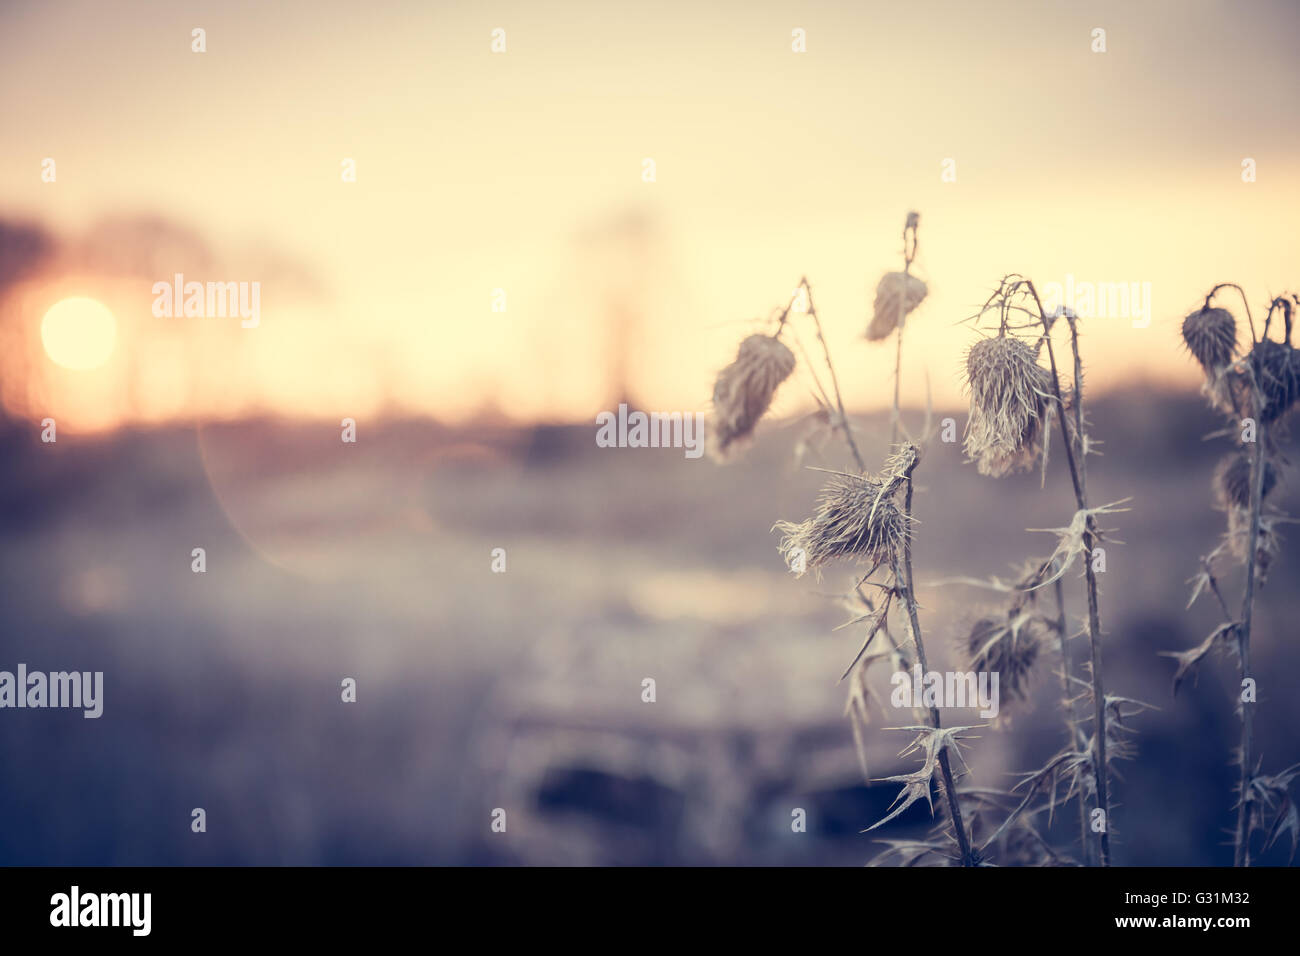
773,471 -> 909,578
716,222 -> 1139,868
767,331 -> 975,862
963,334 -> 1054,477
708,332 -> 796,461
1173,284 -> 1300,866
1214,451 -> 1277,510
867,272 -> 927,341
1182,305 -> 1238,374
954,274 -> 1132,867
865,212 -> 924,445
965,611 -> 1043,705
1249,338 -> 1300,423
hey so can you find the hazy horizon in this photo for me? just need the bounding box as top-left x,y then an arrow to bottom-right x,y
2,0 -> 1297,431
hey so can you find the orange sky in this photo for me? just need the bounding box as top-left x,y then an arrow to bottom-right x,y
1,0 -> 1298,430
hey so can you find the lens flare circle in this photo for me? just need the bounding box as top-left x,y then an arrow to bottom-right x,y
41,297 -> 117,370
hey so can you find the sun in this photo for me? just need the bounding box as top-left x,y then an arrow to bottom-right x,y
41,297 -> 118,370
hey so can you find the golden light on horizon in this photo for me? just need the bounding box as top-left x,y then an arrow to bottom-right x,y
40,297 -> 117,371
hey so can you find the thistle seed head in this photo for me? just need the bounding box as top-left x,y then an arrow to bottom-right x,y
1249,339 -> 1300,423
966,612 -> 1043,703
708,333 -> 796,461
963,336 -> 1053,478
774,472 -> 909,577
866,272 -> 927,341
1181,306 -> 1237,373
1213,451 -> 1278,510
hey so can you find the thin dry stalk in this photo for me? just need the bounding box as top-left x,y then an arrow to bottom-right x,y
1180,286 -> 1298,866
1234,414 -> 1267,865
1053,574 -> 1093,865
802,279 -> 866,472
1022,278 -> 1114,866
890,213 -> 921,445
893,459 -> 977,865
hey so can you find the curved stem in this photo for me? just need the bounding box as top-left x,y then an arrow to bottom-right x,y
1207,283 -> 1258,346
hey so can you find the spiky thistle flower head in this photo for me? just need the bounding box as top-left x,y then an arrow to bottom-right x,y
708,332 -> 796,461
1249,339 -> 1300,423
1181,306 -> 1237,373
774,467 -> 912,578
965,611 -> 1044,703
866,272 -> 927,341
1213,450 -> 1278,510
963,335 -> 1054,478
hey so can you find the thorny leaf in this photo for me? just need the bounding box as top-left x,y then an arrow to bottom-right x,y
1245,763 -> 1300,862
989,746 -> 1094,850
1158,622 -> 1237,696
867,767 -> 936,832
845,673 -> 871,780
1264,792 -> 1300,861
1185,567 -> 1212,610
838,602 -> 891,680
1025,499 -> 1132,591
963,794 -> 1075,867
866,725 -> 980,832
979,696 -> 1153,855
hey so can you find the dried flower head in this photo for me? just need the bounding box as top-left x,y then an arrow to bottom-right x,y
774,471 -> 909,577
1181,306 -> 1237,373
963,335 -> 1053,477
1213,451 -> 1278,510
1249,339 -> 1300,423
1227,507 -> 1282,584
708,333 -> 796,460
866,272 -> 927,341
966,611 -> 1044,703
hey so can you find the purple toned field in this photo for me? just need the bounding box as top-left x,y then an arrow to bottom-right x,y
1,389 -> 1297,865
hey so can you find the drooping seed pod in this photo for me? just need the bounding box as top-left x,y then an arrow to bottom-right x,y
866,272 -> 927,341
1181,306 -> 1237,374
774,472 -> 909,577
1213,451 -> 1278,510
963,335 -> 1054,478
708,333 -> 796,461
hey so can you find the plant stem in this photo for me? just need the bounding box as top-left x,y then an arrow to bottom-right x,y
896,464 -> 976,866
801,279 -> 866,472
891,323 -> 904,446
1233,414 -> 1267,866
806,264 -> 968,860
1053,575 -> 1092,866
890,216 -> 919,446
1026,282 -> 1112,866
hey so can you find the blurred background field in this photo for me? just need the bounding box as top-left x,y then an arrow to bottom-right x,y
3,0 -> 1299,868
2,392 -> 1297,866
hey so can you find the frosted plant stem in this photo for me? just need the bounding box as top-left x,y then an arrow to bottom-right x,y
1024,281 -> 1112,867
1233,415 -> 1267,867
1053,576 -> 1092,865
895,465 -> 976,866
